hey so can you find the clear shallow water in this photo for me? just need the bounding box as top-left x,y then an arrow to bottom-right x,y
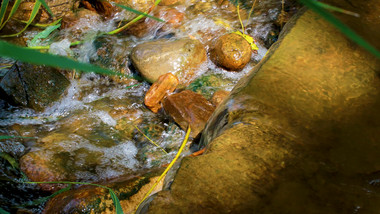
0,0 -> 289,211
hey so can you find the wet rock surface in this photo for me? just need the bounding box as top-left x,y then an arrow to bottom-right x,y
163,90 -> 215,138
0,0 -> 306,212
61,9 -> 101,29
211,33 -> 252,71
0,63 -> 70,111
144,73 -> 179,113
131,38 -> 207,86
158,0 -> 180,6
142,4 -> 380,214
210,90 -> 229,107
20,150 -> 69,192
126,7 -> 184,38
187,73 -> 234,99
43,169 -> 164,214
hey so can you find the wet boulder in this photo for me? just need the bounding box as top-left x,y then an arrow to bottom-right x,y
210,90 -> 229,107
141,4 -> 380,213
20,149 -> 69,192
42,170 -> 164,214
131,38 -> 207,86
0,63 -> 70,111
19,132 -> 137,191
210,33 -> 252,71
162,90 -> 215,138
145,73 -> 179,113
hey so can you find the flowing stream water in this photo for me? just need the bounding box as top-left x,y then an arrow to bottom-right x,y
0,0 -> 300,212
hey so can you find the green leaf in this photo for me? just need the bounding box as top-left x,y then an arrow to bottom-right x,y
0,152 -> 19,169
0,0 -> 9,26
38,0 -> 54,17
0,0 -> 21,30
17,17 -> 62,28
114,3 -> 164,22
0,135 -> 35,140
313,1 -> 359,17
299,0 -> 380,59
1,0 -> 41,37
109,189 -> 124,214
0,40 -> 124,77
28,24 -> 61,47
0,207 -> 10,214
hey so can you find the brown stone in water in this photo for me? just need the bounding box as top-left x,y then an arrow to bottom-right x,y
163,90 -> 215,138
211,33 -> 252,71
145,73 -> 179,113
61,9 -> 100,29
126,7 -> 184,38
43,169 -> 165,214
158,8 -> 185,30
81,0 -> 115,18
131,38 -> 207,86
125,18 -> 155,38
20,150 -> 68,192
159,0 -> 180,6
210,90 -> 229,107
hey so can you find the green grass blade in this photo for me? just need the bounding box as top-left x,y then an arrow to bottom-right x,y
0,0 -> 9,26
0,40 -> 122,77
107,0 -> 162,35
114,3 -> 164,22
109,189 -> 124,214
1,0 -> 41,37
0,135 -> 35,140
313,1 -> 359,17
17,17 -> 62,28
299,0 -> 380,59
28,24 -> 61,47
0,207 -> 10,214
0,0 -> 22,30
26,181 -> 124,213
38,0 -> 54,17
125,83 -> 143,89
0,152 -> 19,169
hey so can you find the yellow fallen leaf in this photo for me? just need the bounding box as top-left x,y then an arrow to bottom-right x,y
232,31 -> 259,51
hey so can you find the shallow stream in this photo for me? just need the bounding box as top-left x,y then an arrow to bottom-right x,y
0,0 -> 300,212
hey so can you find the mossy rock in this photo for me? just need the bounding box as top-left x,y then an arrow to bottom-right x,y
187,73 -> 234,99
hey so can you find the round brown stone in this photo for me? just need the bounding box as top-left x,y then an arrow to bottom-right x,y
211,33 -> 252,71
